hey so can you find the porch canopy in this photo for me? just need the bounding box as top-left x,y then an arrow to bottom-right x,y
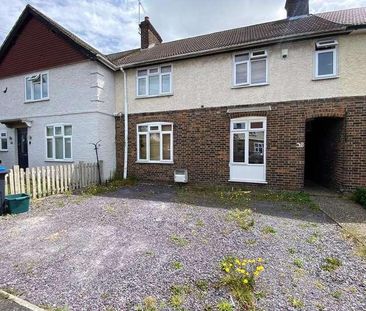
0,119 -> 32,128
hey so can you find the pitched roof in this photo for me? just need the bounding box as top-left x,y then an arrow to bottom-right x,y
317,7 -> 366,26
110,7 -> 366,68
0,5 -> 116,69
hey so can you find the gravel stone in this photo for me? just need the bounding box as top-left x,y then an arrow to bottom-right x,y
0,184 -> 365,311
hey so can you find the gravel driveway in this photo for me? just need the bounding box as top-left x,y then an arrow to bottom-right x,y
0,185 -> 365,311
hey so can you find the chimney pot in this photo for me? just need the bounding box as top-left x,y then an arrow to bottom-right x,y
139,16 -> 162,49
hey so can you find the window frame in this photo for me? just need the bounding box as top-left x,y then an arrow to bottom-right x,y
230,117 -> 267,166
136,65 -> 173,98
314,39 -> 338,79
45,124 -> 73,162
136,122 -> 174,163
0,131 -> 8,152
24,71 -> 50,103
233,50 -> 268,87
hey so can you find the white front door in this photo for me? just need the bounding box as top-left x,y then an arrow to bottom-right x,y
229,117 -> 267,183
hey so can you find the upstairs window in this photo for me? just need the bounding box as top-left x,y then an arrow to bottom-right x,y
0,131 -> 8,151
46,124 -> 72,161
233,50 -> 268,86
137,65 -> 172,97
137,122 -> 173,163
315,40 -> 338,79
25,72 -> 49,101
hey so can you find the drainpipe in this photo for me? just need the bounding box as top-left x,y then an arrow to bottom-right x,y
120,67 -> 128,179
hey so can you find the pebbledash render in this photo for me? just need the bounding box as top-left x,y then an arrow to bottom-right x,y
1,0 -> 366,190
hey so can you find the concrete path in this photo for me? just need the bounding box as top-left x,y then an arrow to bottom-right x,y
309,190 -> 366,244
0,298 -> 32,311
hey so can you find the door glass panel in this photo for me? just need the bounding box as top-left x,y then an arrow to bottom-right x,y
1,139 -> 7,150
249,131 -> 264,164
55,137 -> 63,159
162,134 -> 171,160
139,135 -> 147,160
150,133 -> 160,161
233,133 -> 245,163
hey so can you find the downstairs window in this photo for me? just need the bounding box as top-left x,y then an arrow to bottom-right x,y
46,124 -> 72,161
137,122 -> 173,163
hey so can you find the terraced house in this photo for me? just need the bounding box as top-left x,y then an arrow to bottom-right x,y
0,0 -> 365,190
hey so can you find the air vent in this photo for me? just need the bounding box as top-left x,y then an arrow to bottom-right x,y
174,169 -> 188,183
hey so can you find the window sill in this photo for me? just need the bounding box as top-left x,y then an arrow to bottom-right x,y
136,93 -> 173,99
136,160 -> 174,165
45,159 -> 74,163
231,83 -> 269,89
312,75 -> 339,81
24,98 -> 50,104
229,163 -> 265,166
0,150 -> 8,152
229,179 -> 267,184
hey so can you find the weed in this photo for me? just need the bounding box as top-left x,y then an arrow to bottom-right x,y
316,304 -> 325,311
262,226 -> 276,234
171,261 -> 183,270
195,279 -> 209,292
314,280 -> 325,290
293,258 -> 303,268
306,232 -> 320,244
288,248 -> 296,254
82,177 -> 137,196
289,296 -> 304,309
195,219 -> 205,227
332,290 -> 342,299
321,257 -> 342,272
170,234 -> 189,247
353,188 -> 366,208
226,208 -> 254,230
254,291 -> 266,300
220,257 -> 265,309
136,296 -> 159,311
169,285 -> 190,309
245,239 -> 257,245
216,299 -> 234,311
144,251 -> 155,257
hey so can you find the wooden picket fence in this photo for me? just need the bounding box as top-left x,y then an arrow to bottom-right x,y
4,161 -> 103,199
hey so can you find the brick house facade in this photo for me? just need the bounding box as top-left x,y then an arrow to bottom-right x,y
116,96 -> 366,191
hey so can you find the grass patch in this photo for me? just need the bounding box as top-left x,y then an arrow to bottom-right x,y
195,219 -> 205,227
220,257 -> 265,310
135,296 -> 160,311
331,290 -> 342,299
176,186 -> 318,209
289,296 -> 304,309
216,299 -> 234,311
82,177 -> 137,196
171,261 -> 183,270
321,257 -> 342,272
306,232 -> 320,244
293,258 -> 303,268
170,234 -> 189,247
169,284 -> 190,309
288,248 -> 296,254
262,226 -> 276,234
226,208 -> 254,230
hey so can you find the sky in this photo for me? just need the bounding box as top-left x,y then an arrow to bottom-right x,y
1,0 -> 366,55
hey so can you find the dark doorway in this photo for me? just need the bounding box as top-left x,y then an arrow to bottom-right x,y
305,117 -> 344,189
17,128 -> 29,169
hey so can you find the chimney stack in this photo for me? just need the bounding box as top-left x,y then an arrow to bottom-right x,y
139,16 -> 163,49
285,0 -> 309,18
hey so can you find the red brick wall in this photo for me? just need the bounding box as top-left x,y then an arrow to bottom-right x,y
115,96 -> 366,190
0,16 -> 86,78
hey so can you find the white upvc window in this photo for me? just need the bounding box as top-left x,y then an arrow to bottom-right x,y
233,50 -> 268,86
136,65 -> 172,97
45,124 -> 72,161
314,39 -> 338,79
25,72 -> 49,102
0,131 -> 8,151
137,122 -> 173,163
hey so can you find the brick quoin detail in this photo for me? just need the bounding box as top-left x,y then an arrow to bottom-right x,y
115,96 -> 366,191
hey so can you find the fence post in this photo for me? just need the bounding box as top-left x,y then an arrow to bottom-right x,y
26,168 -> 30,195
14,165 -> 20,194
31,168 -> 36,199
20,168 -> 25,193
5,174 -> 8,196
42,167 -> 46,197
98,160 -> 104,184
36,167 -> 42,198
9,169 -> 14,195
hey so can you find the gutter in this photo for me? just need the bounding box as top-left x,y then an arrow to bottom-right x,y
120,28 -> 350,68
96,54 -> 118,71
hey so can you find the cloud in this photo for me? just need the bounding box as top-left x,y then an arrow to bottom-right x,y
0,0 -> 365,54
